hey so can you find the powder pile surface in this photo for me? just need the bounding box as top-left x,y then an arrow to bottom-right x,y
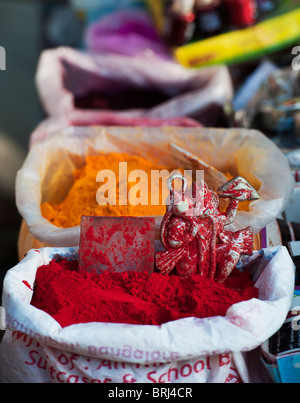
31,259 -> 258,328
41,152 -> 177,228
41,152 -> 252,228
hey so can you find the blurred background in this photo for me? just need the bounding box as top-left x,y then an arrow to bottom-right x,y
0,0 -> 42,290
1,0 -> 300,295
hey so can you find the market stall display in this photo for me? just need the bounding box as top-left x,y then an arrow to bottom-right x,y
1,0 -> 300,385
0,244 -> 294,383
16,126 -> 294,260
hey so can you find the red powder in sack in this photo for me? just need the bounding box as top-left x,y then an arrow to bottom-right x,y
31,259 -> 258,328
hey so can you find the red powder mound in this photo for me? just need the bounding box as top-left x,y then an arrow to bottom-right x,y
31,259 -> 258,328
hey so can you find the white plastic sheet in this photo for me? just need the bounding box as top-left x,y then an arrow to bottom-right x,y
0,245 -> 294,383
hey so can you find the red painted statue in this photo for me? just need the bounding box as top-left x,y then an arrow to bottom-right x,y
155,174 -> 260,282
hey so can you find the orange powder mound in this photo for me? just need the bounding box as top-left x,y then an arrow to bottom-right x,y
42,153 -> 180,228
41,153 -> 252,229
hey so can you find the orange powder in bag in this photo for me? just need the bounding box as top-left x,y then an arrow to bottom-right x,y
41,152 -> 181,228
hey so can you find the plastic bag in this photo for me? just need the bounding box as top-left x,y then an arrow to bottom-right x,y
16,126 -> 294,252
85,9 -> 171,59
35,46 -> 233,125
0,245 -> 294,383
29,112 -> 201,148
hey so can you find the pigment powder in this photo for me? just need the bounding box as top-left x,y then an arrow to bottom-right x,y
41,152 -> 180,228
41,152 -> 251,229
30,259 -> 258,327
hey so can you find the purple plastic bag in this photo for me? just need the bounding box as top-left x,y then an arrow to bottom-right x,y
85,10 -> 171,59
35,46 -> 233,120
